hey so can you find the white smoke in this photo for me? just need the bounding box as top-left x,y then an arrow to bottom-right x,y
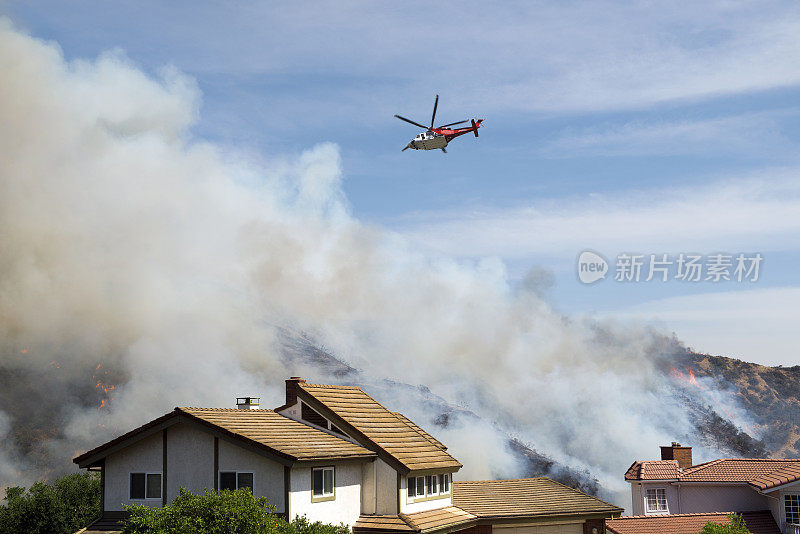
0,19 -> 741,507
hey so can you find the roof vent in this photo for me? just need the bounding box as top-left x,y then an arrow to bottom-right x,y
236,397 -> 260,410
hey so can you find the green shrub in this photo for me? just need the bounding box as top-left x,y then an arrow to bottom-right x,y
0,472 -> 101,534
699,513 -> 751,534
122,487 -> 350,534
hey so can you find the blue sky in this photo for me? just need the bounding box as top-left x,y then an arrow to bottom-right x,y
5,1 -> 800,365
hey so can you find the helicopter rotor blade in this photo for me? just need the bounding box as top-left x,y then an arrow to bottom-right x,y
394,115 -> 428,129
437,120 -> 469,128
430,94 -> 439,129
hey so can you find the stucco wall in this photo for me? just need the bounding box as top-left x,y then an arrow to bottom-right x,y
636,483 -> 679,515
630,484 -> 643,516
400,473 -> 452,514
290,463 -> 362,526
678,484 -> 768,513
104,432 -> 163,511
165,423 -> 214,503
218,437 -> 285,512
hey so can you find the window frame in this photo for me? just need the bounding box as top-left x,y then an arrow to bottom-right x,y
311,466 -> 335,502
129,472 -> 162,501
408,473 -> 451,503
218,471 -> 255,492
785,493 -> 800,525
438,473 -> 451,494
644,487 -> 669,514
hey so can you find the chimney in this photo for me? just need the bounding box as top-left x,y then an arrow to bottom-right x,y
236,397 -> 260,410
661,442 -> 693,469
285,377 -> 306,406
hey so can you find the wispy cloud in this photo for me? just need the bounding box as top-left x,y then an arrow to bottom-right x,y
398,168 -> 800,259
540,110 -> 800,158
602,286 -> 800,366
7,1 -> 800,116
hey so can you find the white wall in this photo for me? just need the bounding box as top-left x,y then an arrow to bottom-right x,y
290,463 -> 362,527
218,437 -> 286,512
166,423 -> 214,503
399,473 -> 453,514
104,432 -> 163,511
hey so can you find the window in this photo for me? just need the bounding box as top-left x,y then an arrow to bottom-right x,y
426,475 -> 438,495
312,467 -> 334,501
219,471 -> 254,492
408,476 -> 417,498
129,472 -> 161,500
786,494 -> 800,525
645,488 -> 668,513
439,473 -> 450,493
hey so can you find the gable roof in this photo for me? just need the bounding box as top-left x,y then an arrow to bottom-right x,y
353,507 -> 476,534
605,511 -> 780,534
625,458 -> 800,491
73,407 -> 375,468
452,478 -> 623,519
297,383 -> 462,472
625,461 -> 680,480
393,412 -> 447,451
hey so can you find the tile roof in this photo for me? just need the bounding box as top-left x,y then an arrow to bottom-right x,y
626,457 -> 800,490
392,413 -> 447,451
401,506 -> 477,533
178,407 -> 376,460
353,515 -> 416,532
353,507 -> 476,534
298,384 -> 462,472
624,461 -> 680,480
452,478 -> 623,519
605,511 -> 780,534
74,407 -> 375,467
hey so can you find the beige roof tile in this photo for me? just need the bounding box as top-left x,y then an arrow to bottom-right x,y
179,407 -> 375,460
452,478 -> 622,519
400,506 -> 476,533
299,384 -> 462,471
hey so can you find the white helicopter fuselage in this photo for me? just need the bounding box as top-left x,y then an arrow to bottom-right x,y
409,131 -> 448,150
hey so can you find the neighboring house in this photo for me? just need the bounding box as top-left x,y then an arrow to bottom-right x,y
611,442 -> 800,534
74,377 -> 622,534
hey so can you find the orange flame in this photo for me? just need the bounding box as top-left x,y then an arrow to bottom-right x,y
21,348 -> 28,354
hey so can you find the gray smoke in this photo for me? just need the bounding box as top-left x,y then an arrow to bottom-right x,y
0,19 -> 749,507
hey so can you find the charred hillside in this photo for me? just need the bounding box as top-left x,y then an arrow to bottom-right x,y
672,351 -> 800,458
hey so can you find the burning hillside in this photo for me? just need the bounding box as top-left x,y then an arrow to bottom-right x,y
0,20 -> 796,511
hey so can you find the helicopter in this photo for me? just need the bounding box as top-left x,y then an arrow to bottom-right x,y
395,95 -> 483,153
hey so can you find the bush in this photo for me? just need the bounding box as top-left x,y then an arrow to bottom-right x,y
699,513 -> 751,534
0,472 -> 101,534
122,487 -> 350,534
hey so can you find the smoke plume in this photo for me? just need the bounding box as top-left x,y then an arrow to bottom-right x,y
0,19 -> 749,507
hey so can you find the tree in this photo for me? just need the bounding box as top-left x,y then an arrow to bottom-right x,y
0,472 -> 101,534
122,487 -> 350,534
699,513 -> 752,534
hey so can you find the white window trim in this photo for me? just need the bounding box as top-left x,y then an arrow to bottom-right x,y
784,492 -> 800,526
311,466 -> 335,501
129,471 -> 162,501
426,474 -> 439,496
644,487 -> 669,514
438,473 -> 451,494
218,471 -> 255,492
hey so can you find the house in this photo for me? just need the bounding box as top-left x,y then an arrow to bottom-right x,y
74,377 -> 622,533
609,442 -> 800,534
